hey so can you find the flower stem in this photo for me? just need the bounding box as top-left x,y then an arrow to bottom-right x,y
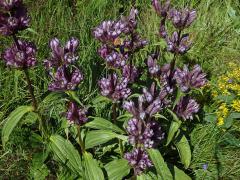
112,102 -> 117,124
23,69 -> 38,110
77,125 -> 85,153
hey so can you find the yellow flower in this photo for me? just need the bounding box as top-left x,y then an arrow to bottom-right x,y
232,100 -> 240,112
217,117 -> 224,126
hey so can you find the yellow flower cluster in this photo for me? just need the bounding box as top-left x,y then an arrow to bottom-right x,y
213,62 -> 240,97
216,103 -> 229,126
232,100 -> 240,112
211,62 -> 240,126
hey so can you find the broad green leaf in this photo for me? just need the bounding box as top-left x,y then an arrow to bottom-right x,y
175,135 -> 191,169
166,109 -> 182,145
91,95 -> 111,105
222,132 -> 240,147
223,112 -> 240,128
83,152 -> 104,180
137,172 -> 159,180
85,117 -> 124,134
147,149 -> 173,180
166,121 -> 181,146
173,88 -> 184,109
174,166 -> 191,180
66,91 -> 83,106
105,159 -> 130,180
85,130 -> 127,149
2,105 -> 34,148
50,135 -> 82,174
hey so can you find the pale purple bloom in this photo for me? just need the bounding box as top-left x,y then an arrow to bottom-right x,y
44,37 -> 79,69
48,66 -> 83,91
174,65 -> 207,92
169,8 -> 197,29
202,163 -> 208,170
175,97 -> 199,120
66,102 -> 88,125
167,32 -> 192,54
147,55 -> 160,76
0,0 -> 22,10
2,40 -> 37,68
122,65 -> 138,82
124,148 -> 153,175
105,51 -> 128,68
152,0 -> 171,18
98,73 -> 131,101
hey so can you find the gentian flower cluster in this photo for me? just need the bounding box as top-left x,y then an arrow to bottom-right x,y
93,8 -> 148,101
123,83 -> 165,175
44,37 -> 83,92
0,0 -> 30,36
66,102 -> 88,125
2,39 -> 37,68
1,0 -> 37,69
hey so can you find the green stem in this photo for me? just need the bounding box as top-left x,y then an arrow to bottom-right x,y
112,102 -> 117,124
77,125 -> 85,153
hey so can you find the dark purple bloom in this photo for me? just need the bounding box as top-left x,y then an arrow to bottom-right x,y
66,102 -> 88,125
98,73 -> 131,101
0,0 -> 22,10
124,148 -> 153,175
147,55 -> 160,76
159,63 -> 174,93
48,66 -> 83,91
152,0 -> 171,18
175,97 -> 199,120
0,2 -> 30,36
2,39 -> 37,68
122,65 -> 138,82
123,84 -> 164,120
123,34 -> 148,52
126,118 -> 164,148
169,8 -> 197,29
174,65 -> 207,92
44,37 -> 79,69
167,32 -> 192,54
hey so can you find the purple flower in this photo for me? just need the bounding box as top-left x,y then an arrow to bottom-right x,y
169,8 -> 197,29
2,40 -> 37,68
147,55 -> 160,76
167,32 -> 192,54
105,51 -> 128,68
152,0 -> 171,18
98,73 -> 131,101
122,65 -> 138,82
66,102 -> 88,125
175,97 -> 199,120
0,2 -> 30,36
0,0 -> 22,10
124,148 -> 153,175
93,20 -> 125,43
48,66 -> 83,91
174,65 -> 207,92
44,37 -> 79,69
123,84 -> 164,120
159,63 -> 174,93
126,118 -> 164,148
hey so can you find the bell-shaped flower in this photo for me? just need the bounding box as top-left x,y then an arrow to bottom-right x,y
2,39 -> 37,68
66,102 -> 88,125
174,65 -> 207,92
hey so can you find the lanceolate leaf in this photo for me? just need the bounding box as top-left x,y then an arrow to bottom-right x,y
166,109 -> 182,146
174,166 -> 192,180
50,135 -> 82,174
175,135 -> 191,169
83,152 -> 104,180
85,130 -> 127,149
166,121 -> 181,146
105,159 -> 130,180
2,105 -> 34,148
147,149 -> 173,180
85,117 -> 125,134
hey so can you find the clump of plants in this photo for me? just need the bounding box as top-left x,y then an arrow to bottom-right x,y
1,0 -> 208,179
